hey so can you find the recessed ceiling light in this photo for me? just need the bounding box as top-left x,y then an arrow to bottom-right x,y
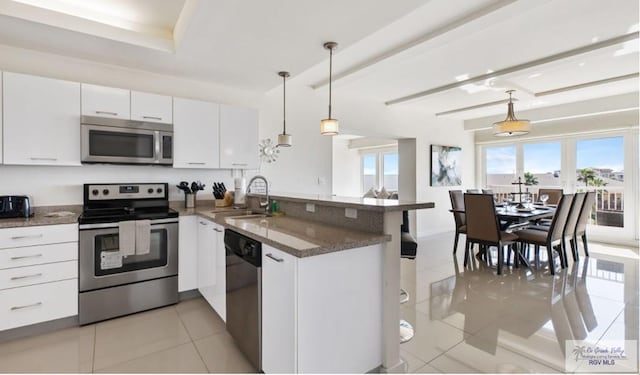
528,73 -> 542,79
455,74 -> 469,81
578,62 -> 586,67
591,36 -> 599,43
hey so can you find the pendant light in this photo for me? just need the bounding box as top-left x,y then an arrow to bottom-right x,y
277,71 -> 292,147
320,41 -> 339,135
493,90 -> 530,136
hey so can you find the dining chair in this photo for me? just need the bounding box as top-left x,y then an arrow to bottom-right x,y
515,194 -> 574,275
572,191 -> 596,259
481,189 -> 494,194
448,190 -> 466,254
538,188 -> 563,205
463,193 -> 518,275
466,189 -> 482,194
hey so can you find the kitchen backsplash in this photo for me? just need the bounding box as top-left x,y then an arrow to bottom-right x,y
0,164 -> 258,206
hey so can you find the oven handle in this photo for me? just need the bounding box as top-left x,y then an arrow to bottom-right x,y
79,217 -> 178,230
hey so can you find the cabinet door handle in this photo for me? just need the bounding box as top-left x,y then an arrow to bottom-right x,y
11,302 -> 43,311
10,254 -> 43,260
199,221 -> 208,226
232,163 -> 248,166
11,273 -> 43,281
10,234 -> 44,240
95,111 -> 118,116
266,253 -> 284,263
188,162 -> 206,165
143,116 -> 162,121
213,228 -> 223,233
30,157 -> 58,161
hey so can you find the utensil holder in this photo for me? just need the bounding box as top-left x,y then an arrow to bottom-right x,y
185,193 -> 195,208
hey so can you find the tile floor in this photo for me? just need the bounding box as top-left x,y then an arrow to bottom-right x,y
0,231 -> 637,373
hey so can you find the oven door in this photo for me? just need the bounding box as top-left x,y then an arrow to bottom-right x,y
81,124 -> 162,164
79,219 -> 178,292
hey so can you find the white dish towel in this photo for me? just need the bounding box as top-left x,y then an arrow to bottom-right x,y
135,220 -> 151,255
118,220 -> 136,256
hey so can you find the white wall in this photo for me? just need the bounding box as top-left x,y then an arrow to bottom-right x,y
0,44 -> 262,206
331,138 -> 362,197
259,81 -> 476,237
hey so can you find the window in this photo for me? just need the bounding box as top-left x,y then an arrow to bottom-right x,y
485,146 -> 516,188
383,153 -> 399,191
361,151 -> 398,193
576,137 -> 624,228
362,154 -> 377,192
523,142 -> 561,189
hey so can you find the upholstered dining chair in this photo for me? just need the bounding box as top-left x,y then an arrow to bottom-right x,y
463,193 -> 519,275
515,194 -> 574,275
449,190 -> 466,254
466,189 -> 482,194
482,189 -> 494,194
538,188 -> 563,205
572,191 -> 596,260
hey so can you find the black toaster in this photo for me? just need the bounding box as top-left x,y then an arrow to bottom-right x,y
0,195 -> 33,218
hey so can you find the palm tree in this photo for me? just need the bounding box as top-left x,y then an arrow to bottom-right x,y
524,171 -> 538,185
592,177 -> 607,187
577,168 -> 597,186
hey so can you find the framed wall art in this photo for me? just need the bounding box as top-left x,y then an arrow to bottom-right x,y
431,145 -> 462,186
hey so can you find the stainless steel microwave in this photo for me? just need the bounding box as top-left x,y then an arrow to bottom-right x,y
81,116 -> 173,165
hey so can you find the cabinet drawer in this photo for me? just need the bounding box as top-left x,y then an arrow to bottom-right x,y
0,224 -> 78,249
0,261 -> 77,290
0,242 -> 78,269
0,279 -> 78,331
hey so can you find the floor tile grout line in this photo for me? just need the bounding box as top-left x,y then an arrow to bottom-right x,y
91,308 -> 192,372
92,324 -> 97,373
174,304 -> 212,372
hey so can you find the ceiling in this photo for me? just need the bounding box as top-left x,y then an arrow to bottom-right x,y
0,0 -> 637,121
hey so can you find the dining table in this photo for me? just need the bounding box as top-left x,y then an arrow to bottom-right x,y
449,204 -> 556,268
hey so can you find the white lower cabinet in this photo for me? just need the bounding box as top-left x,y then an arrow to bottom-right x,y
0,279 -> 78,331
261,243 -> 384,374
0,224 -> 79,332
210,223 -> 226,322
178,216 -> 226,320
262,246 -> 297,373
196,218 -> 217,308
178,216 -> 198,292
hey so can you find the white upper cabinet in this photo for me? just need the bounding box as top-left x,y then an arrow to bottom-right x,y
219,104 -> 259,169
131,91 -> 172,124
3,72 -> 81,166
173,97 -> 220,169
81,83 -> 130,119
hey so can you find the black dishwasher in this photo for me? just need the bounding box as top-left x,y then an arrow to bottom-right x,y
224,229 -> 262,371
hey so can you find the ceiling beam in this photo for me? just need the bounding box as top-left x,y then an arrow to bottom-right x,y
435,98 -> 517,116
310,0 -> 517,89
535,72 -> 639,97
385,31 -> 639,106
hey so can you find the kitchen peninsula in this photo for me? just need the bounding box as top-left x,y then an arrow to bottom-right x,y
179,193 -> 435,373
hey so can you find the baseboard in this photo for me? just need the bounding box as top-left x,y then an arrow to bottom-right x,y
0,315 -> 79,344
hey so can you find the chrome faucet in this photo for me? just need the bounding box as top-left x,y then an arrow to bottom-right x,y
246,175 -> 270,213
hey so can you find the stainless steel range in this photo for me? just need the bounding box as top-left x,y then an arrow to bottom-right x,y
78,183 -> 179,325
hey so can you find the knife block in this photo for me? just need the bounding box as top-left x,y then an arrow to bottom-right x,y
215,191 -> 233,207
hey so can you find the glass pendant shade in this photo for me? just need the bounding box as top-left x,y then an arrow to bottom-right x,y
493,91 -> 530,137
320,118 -> 339,135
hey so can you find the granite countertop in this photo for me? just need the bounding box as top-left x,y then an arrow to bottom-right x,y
0,205 -> 82,229
217,215 -> 391,258
175,201 -> 391,258
265,192 -> 435,212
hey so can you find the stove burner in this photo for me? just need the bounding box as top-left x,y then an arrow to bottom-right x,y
79,183 -> 176,225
